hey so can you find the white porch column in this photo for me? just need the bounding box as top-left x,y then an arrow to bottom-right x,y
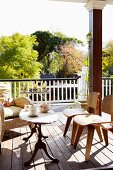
78,66 -> 88,101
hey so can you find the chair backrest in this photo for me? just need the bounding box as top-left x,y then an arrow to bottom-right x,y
87,92 -> 100,114
101,95 -> 113,119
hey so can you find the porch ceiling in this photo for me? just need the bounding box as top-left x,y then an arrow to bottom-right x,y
51,0 -> 113,5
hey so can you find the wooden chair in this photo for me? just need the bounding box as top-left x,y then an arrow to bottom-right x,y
101,95 -> 113,146
71,95 -> 113,161
63,92 -> 100,136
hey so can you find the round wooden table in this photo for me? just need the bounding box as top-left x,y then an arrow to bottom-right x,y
19,109 -> 59,166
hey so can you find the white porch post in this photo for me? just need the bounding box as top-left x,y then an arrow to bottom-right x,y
78,66 -> 88,101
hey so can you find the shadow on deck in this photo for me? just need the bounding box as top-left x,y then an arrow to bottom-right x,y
1,104 -> 113,170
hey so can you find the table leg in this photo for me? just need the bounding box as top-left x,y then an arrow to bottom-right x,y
24,124 -> 59,166
23,124 -> 36,141
42,141 -> 59,163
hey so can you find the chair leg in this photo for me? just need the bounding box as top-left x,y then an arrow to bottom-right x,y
0,144 -> 1,153
85,125 -> 95,161
95,125 -> 103,142
102,128 -> 108,146
71,121 -> 78,145
73,124 -> 84,148
64,116 -> 73,136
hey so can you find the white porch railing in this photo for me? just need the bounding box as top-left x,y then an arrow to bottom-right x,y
0,77 -> 113,103
102,77 -> 113,97
0,78 -> 79,103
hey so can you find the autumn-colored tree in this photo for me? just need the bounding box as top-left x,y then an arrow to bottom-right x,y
58,42 -> 84,77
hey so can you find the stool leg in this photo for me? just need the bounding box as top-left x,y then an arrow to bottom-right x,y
73,125 -> 84,148
85,125 -> 95,161
64,117 -> 73,136
71,121 -> 78,145
0,144 -> 1,153
95,125 -> 103,142
102,128 -> 108,146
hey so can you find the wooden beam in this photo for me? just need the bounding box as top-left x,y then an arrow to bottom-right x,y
89,9 -> 102,97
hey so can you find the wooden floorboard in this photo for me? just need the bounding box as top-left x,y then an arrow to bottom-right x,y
1,104 -> 113,170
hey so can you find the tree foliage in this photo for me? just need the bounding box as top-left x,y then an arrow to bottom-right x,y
0,33 -> 42,79
41,52 -> 62,74
58,43 -> 84,77
32,30 -> 84,75
32,31 -> 83,61
32,31 -> 62,61
102,40 -> 113,76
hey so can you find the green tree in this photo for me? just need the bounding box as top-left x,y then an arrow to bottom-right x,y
0,33 -> 42,79
32,31 -> 62,61
102,40 -> 113,76
41,52 -> 62,74
84,32 -> 92,66
32,30 -> 83,74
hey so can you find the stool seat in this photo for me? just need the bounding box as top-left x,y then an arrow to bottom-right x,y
63,92 -> 100,137
63,108 -> 88,117
73,114 -> 105,126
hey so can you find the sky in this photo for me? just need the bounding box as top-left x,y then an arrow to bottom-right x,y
0,0 -> 113,48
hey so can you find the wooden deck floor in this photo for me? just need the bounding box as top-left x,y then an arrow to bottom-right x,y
1,104 -> 113,170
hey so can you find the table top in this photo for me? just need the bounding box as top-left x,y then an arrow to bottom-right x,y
19,109 -> 58,124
